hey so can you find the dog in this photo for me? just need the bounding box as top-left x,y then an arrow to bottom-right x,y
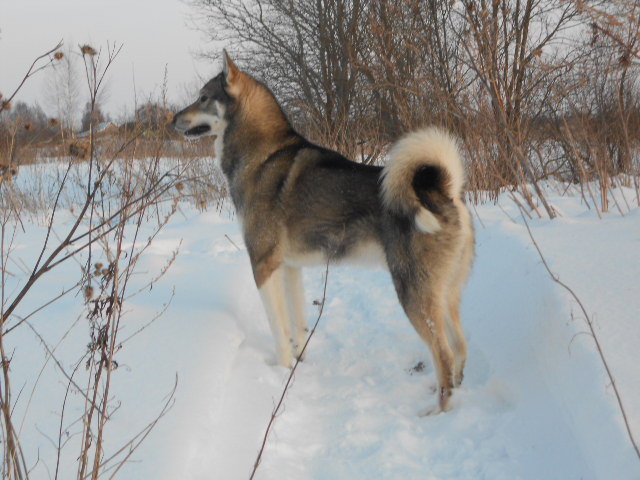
173,51 -> 474,414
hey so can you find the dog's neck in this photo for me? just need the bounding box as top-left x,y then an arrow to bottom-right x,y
221,79 -> 295,167
219,76 -> 300,211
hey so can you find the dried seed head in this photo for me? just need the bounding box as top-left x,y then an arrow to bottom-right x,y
101,268 -> 109,276
94,262 -> 104,271
2,100 -> 11,111
54,51 -> 64,60
175,181 -> 184,192
68,140 -> 90,159
84,285 -> 94,300
80,44 -> 97,56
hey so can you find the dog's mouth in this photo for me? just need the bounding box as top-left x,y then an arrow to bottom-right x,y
184,124 -> 211,137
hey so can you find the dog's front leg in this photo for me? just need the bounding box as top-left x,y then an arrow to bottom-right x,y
283,266 -> 308,360
257,264 -> 294,367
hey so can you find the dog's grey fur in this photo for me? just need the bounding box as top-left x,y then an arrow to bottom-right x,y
173,51 -> 475,414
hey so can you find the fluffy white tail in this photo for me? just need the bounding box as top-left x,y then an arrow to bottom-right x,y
380,127 -> 464,233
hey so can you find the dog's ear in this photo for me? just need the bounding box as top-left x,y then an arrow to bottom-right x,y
222,49 -> 240,85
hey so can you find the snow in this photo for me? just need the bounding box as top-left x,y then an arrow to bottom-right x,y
3,166 -> 640,479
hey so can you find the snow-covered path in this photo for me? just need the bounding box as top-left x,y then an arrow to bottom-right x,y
167,202 -> 638,480
6,186 -> 640,479
125,192 -> 636,480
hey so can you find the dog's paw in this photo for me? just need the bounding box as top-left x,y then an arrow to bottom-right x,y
419,385 -> 453,416
274,349 -> 294,369
418,403 -> 442,417
453,369 -> 465,388
266,356 -> 291,369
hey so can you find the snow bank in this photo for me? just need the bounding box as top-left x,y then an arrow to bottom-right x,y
3,167 -> 639,479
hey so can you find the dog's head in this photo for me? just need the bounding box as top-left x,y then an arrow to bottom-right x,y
172,50 -> 243,140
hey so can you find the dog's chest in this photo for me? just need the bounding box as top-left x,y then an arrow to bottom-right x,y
284,240 -> 387,269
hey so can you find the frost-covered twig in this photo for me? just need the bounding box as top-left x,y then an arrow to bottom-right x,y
519,209 -> 640,462
224,234 -> 241,251
0,41 -> 67,480
81,375 -> 177,480
55,357 -> 84,480
24,321 -> 99,410
0,41 -> 63,116
250,262 -> 330,480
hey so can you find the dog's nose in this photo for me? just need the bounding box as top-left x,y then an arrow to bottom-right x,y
172,113 -> 186,131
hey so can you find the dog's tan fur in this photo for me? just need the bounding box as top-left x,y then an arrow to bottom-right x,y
173,51 -> 475,414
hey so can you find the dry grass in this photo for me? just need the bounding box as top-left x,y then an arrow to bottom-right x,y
0,41 -> 229,480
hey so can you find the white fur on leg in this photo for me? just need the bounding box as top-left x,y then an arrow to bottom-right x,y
283,266 -> 308,359
259,267 -> 294,367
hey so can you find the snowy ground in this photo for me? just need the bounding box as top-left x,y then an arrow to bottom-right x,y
4,168 -> 640,479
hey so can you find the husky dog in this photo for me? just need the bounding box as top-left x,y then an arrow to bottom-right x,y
173,51 -> 474,414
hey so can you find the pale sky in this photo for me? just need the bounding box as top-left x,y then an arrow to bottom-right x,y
0,0 -> 220,119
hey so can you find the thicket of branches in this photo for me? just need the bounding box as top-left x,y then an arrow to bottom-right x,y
0,42 -> 225,479
190,0 -> 640,214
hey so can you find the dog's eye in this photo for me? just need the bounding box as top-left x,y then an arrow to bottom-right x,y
200,95 -> 208,103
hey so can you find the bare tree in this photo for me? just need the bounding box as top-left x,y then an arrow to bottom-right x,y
0,41 -> 64,480
455,0 -> 583,216
187,0 -> 639,203
1,42 -> 187,480
188,0 -> 377,159
80,100 -> 108,132
580,0 -> 640,65
547,0 -> 640,212
361,1 -> 470,137
45,46 -> 81,133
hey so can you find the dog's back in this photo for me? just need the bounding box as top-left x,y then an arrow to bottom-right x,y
259,129 -> 472,277
237,125 -> 474,414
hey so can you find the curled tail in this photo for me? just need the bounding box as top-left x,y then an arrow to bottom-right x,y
381,127 -> 464,233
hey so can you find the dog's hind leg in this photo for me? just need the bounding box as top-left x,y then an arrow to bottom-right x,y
257,263 -> 294,368
421,299 -> 455,414
283,266 -> 308,360
446,289 -> 467,388
396,283 -> 455,414
447,231 -> 473,387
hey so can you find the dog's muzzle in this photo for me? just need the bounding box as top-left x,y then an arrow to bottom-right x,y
184,124 -> 211,137
172,114 -> 211,138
